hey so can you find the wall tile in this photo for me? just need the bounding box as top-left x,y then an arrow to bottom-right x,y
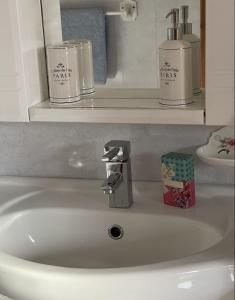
0,123 -> 233,185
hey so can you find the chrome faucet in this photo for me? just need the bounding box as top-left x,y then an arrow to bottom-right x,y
101,140 -> 133,208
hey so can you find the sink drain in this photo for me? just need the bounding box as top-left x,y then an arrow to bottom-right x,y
108,225 -> 124,240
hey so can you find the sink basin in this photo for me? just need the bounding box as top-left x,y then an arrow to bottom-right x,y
0,177 -> 234,300
0,207 -> 222,269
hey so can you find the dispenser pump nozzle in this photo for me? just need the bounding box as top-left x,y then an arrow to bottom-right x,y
180,5 -> 193,34
181,5 -> 189,23
166,8 -> 182,40
166,8 -> 180,27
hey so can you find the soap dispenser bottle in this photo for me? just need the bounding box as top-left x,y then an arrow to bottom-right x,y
180,5 -> 201,95
159,8 -> 193,106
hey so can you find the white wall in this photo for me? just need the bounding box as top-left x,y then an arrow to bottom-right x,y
59,0 -> 200,88
0,0 -> 48,122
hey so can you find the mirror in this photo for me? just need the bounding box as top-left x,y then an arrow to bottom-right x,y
41,0 -> 205,90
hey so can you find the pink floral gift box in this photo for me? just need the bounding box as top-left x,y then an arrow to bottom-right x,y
161,152 -> 195,209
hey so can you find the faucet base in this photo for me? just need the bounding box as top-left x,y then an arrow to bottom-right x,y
109,197 -> 133,209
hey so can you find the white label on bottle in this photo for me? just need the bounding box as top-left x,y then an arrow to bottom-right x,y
160,61 -> 179,84
159,48 -> 192,103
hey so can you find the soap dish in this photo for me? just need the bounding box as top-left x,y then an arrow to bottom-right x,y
196,126 -> 235,168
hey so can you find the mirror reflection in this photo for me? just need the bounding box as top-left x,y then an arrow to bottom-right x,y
42,0 -> 203,106
57,0 -> 201,89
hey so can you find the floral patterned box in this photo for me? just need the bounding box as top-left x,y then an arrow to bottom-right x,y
161,152 -> 195,209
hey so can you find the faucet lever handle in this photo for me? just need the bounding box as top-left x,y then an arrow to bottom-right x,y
103,140 -> 130,162
101,147 -> 119,162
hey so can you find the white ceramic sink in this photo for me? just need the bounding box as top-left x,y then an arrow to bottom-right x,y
0,202 -> 223,269
0,177 -> 234,300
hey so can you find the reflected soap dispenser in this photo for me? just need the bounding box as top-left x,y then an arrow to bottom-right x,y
180,5 -> 201,95
159,9 -> 193,106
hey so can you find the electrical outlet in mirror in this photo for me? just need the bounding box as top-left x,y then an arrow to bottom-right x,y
196,127 -> 235,168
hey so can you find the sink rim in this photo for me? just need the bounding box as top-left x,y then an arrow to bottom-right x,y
0,230 -> 233,276
0,176 -> 233,275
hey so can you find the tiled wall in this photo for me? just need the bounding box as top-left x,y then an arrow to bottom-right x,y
0,123 -> 233,184
59,0 -> 200,88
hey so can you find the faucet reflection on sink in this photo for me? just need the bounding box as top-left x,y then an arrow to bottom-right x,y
101,140 -> 133,208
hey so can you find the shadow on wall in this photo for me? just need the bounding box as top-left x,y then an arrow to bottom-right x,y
132,153 -> 161,181
219,291 -> 234,300
106,17 -> 118,79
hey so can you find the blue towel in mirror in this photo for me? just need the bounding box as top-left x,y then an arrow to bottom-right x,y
61,8 -> 107,84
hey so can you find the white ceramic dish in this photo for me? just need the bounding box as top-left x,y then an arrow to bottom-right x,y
196,127 -> 235,167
